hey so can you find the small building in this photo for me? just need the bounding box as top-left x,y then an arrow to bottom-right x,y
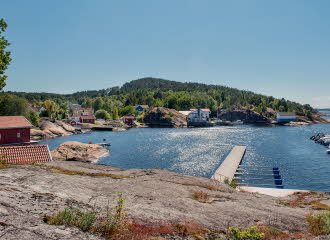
188,109 -> 210,125
28,106 -> 45,115
124,115 -> 135,125
0,145 -> 52,164
276,112 -> 297,123
0,116 -> 32,145
69,103 -> 81,110
80,115 -> 96,124
135,105 -> 149,112
69,113 -> 81,122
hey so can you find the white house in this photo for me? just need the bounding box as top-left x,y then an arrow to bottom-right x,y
276,112 -> 296,123
188,108 -> 210,123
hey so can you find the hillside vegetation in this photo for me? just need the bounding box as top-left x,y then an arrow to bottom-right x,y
3,77 -> 315,119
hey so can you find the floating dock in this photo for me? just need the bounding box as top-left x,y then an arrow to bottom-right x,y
212,146 -> 247,182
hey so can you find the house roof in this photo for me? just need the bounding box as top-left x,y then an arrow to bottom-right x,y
135,105 -> 149,109
0,145 -> 52,164
29,106 -> 43,112
277,112 -> 296,116
80,115 -> 96,120
179,111 -> 192,116
0,116 -> 33,129
189,108 -> 211,112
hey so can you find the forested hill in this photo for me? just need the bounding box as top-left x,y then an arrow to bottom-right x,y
2,77 -> 315,117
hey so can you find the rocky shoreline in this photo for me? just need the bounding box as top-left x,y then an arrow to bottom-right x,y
1,159 -> 330,239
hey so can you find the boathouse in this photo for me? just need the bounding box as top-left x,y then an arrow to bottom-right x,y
124,115 -> 135,125
80,115 -> 96,124
188,108 -> 210,124
276,112 -> 296,123
0,116 -> 32,145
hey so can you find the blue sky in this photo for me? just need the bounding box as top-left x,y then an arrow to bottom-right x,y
2,0 -> 330,108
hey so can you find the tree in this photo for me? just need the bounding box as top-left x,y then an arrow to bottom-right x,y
0,94 -> 28,116
119,105 -> 136,116
0,19 -> 11,90
95,109 -> 110,120
27,110 -> 39,127
112,107 -> 119,120
44,100 -> 56,118
93,97 -> 104,111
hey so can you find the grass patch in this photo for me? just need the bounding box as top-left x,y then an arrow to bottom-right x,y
224,178 -> 238,189
0,160 -> 8,169
191,191 -> 210,203
307,211 -> 330,235
229,226 -> 264,240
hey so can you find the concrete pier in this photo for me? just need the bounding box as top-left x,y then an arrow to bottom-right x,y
212,146 -> 247,182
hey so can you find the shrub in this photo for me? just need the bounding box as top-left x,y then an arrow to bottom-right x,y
307,211 -> 330,235
47,208 -> 96,231
229,226 -> 265,240
224,178 -> 238,189
95,109 -> 111,120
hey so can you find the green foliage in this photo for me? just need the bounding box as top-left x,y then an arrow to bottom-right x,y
95,109 -> 111,120
47,193 -> 127,238
229,226 -> 265,240
47,208 -> 96,231
0,18 -> 11,90
307,211 -> 330,235
2,78 -> 317,119
224,179 -> 238,189
119,105 -> 136,116
0,94 -> 28,116
93,97 -> 104,112
112,107 -> 119,120
27,110 -> 39,127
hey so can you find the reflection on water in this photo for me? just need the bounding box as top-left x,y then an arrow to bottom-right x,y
41,124 -> 330,191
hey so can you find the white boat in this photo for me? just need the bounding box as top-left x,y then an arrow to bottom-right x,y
231,120 -> 244,125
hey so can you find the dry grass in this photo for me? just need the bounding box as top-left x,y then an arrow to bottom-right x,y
191,191 -> 210,203
257,225 -> 315,240
307,211 -> 330,236
31,163 -> 129,179
311,202 -> 330,210
289,192 -> 313,208
0,160 -> 8,169
46,193 -> 207,240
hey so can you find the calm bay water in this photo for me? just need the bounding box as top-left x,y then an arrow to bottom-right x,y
41,124 -> 330,192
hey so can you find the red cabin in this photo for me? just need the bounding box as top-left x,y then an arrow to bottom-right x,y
80,115 -> 96,124
0,116 -> 32,145
124,115 -> 135,125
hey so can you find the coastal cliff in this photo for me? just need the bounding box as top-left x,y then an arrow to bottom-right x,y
1,161 -> 329,239
31,120 -> 80,140
143,107 -> 187,128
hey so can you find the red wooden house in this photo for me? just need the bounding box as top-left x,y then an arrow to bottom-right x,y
124,115 -> 135,125
80,115 -> 96,124
0,116 -> 32,145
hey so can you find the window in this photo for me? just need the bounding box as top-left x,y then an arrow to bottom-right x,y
17,132 -> 21,138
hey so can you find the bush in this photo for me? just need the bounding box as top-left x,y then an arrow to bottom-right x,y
224,178 -> 238,189
27,110 -> 39,127
229,226 -> 265,240
47,208 -> 96,231
307,211 -> 330,235
95,109 -> 111,120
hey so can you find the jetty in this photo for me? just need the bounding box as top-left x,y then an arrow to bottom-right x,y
212,146 -> 246,182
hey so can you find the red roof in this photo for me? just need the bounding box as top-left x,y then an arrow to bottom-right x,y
190,108 -> 211,112
0,116 -> 33,129
0,145 -> 52,164
80,115 -> 96,120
